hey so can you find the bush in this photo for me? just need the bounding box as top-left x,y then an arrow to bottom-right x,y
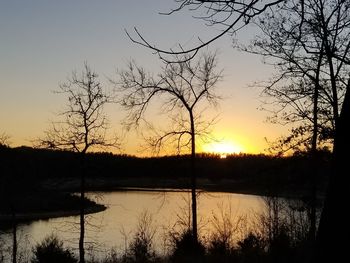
31,234 -> 77,263
169,230 -> 205,263
122,211 -> 157,263
237,232 -> 266,263
206,237 -> 236,263
123,231 -> 156,263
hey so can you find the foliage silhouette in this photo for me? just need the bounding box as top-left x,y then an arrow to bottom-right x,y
168,229 -> 205,263
31,235 -> 77,263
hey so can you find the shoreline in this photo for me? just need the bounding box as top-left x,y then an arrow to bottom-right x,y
82,181 -> 326,200
0,205 -> 106,223
46,176 -> 325,197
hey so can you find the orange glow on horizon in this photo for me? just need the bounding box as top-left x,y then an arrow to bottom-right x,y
201,139 -> 244,158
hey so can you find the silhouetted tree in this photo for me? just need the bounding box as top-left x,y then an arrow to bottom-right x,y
126,0 -> 284,62
242,2 -> 350,261
239,1 -> 350,248
117,52 -> 223,245
244,1 -> 348,155
243,21 -> 326,241
0,132 -> 11,147
38,62 -> 118,263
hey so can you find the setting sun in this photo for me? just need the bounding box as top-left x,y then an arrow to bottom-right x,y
202,140 -> 244,158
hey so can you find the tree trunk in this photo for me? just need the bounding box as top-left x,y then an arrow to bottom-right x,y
190,112 -> 198,243
11,207 -> 17,263
315,86 -> 350,262
309,45 -> 323,244
79,154 -> 86,263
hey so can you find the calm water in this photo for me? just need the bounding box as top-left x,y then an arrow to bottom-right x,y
0,190 -> 265,261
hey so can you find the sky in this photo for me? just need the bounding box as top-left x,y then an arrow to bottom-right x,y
0,0 -> 289,156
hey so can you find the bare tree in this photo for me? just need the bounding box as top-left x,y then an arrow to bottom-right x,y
126,0 -> 284,61
117,52 -> 223,244
239,2 -> 350,248
38,62 -> 118,263
240,2 -> 350,260
242,1 -> 348,155
0,132 -> 11,147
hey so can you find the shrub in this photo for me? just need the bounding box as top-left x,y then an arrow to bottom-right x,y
206,237 -> 236,263
122,211 -> 157,263
237,232 -> 266,263
31,234 -> 77,263
169,230 -> 205,263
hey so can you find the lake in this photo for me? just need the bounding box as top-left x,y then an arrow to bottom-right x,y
0,190 -> 267,261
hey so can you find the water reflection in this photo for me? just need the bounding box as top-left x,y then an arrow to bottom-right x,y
0,190 -> 265,260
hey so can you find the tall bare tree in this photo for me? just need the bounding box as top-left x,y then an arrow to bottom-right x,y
39,62 -> 118,263
126,0 -> 284,61
243,2 -> 350,260
117,52 -> 222,245
239,1 -> 350,247
243,0 -> 348,154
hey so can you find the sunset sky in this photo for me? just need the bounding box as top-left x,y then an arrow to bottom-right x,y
0,0 -> 289,156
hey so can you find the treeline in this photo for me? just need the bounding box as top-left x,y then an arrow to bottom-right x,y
0,145 -> 330,198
